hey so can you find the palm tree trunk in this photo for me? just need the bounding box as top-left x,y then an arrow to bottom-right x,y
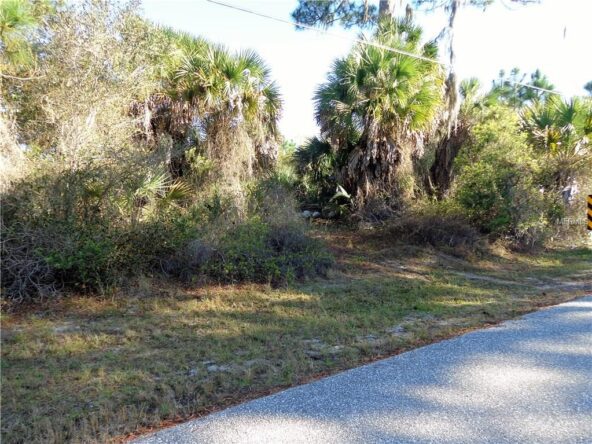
343,127 -> 408,206
429,122 -> 470,198
143,99 -> 153,142
430,0 -> 462,198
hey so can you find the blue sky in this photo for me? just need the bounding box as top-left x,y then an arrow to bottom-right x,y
141,0 -> 592,143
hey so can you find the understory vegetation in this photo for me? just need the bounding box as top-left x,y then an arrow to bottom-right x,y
1,0 -> 331,304
1,1 -> 590,305
295,40 -> 591,241
1,0 -> 591,442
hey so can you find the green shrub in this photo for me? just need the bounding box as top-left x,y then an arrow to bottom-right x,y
452,105 -> 561,248
1,218 -> 196,301
0,0 -> 334,306
2,223 -> 113,300
1,161 -> 333,304
166,218 -> 333,286
162,178 -> 333,285
194,176 -> 335,285
272,140 -> 299,189
112,217 -> 198,274
42,233 -> 115,291
211,220 -> 332,284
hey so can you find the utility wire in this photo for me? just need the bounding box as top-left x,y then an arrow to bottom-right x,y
206,0 -> 448,66
504,81 -> 559,95
205,0 -> 563,97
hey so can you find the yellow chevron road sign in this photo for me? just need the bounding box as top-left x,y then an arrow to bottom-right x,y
588,194 -> 592,231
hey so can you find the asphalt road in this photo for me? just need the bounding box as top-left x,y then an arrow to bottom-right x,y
135,295 -> 592,444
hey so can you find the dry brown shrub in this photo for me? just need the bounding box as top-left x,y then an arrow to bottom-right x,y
378,203 -> 484,256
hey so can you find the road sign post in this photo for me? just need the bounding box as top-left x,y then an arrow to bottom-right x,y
588,194 -> 592,231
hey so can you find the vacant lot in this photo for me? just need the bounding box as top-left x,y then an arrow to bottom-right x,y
2,228 -> 591,443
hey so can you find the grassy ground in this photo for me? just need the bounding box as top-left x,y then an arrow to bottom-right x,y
1,227 -> 591,443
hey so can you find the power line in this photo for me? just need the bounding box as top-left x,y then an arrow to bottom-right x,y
205,0 -> 563,97
505,81 -> 558,96
205,0 -> 448,66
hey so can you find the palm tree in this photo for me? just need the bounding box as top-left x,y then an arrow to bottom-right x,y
521,96 -> 592,191
315,18 -> 443,207
489,68 -> 555,108
293,137 -> 340,203
136,27 -> 282,178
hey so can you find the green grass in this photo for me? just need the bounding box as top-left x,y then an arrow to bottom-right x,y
1,230 -> 590,443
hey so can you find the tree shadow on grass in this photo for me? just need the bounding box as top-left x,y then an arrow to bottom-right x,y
135,297 -> 592,443
2,268 -> 589,443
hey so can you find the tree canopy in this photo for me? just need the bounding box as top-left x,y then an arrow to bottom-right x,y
314,18 -> 443,205
490,68 -> 555,108
291,0 -> 536,30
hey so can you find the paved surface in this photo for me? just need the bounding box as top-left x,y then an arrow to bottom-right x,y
136,296 -> 592,444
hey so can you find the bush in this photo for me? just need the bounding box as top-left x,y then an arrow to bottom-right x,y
216,220 -> 332,284
1,225 -> 59,303
452,105 -> 561,248
164,179 -> 334,286
1,159 -> 333,304
0,1 -> 334,306
293,137 -> 340,206
382,204 -> 482,254
454,160 -> 559,246
2,223 -> 116,302
0,160 -> 196,302
42,231 -> 116,291
165,219 -> 333,285
1,217 -> 195,303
